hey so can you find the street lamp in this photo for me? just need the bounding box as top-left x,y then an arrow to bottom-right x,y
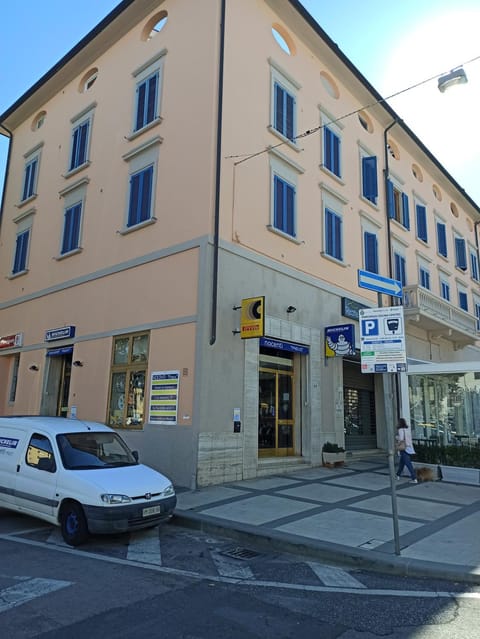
438,67 -> 468,92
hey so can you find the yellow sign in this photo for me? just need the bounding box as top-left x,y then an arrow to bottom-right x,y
240,296 -> 265,339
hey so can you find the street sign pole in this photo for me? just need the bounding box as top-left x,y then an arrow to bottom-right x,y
377,292 -> 401,556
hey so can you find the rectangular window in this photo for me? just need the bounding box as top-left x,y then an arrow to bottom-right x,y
12,229 -> 30,274
69,119 -> 90,171
273,175 -> 295,237
459,290 -> 468,312
475,301 -> 480,330
361,156 -> 378,204
323,127 -> 341,177
419,265 -> 430,289
135,71 -> 159,132
436,220 -> 447,257
108,333 -> 149,429
127,165 -> 154,228
325,207 -> 343,261
387,180 -> 409,229
274,82 -> 295,141
440,279 -> 450,301
470,248 -> 479,281
416,204 -> 428,243
364,231 -> 378,273
21,156 -> 38,201
61,202 -> 82,254
394,252 -> 406,286
9,354 -> 20,403
455,236 -> 467,270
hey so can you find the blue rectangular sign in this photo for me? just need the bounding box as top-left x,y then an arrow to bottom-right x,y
45,326 -> 76,342
358,270 -> 402,298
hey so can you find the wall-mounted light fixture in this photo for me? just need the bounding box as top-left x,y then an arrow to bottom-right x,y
29,364 -> 39,371
286,306 -> 297,314
438,67 -> 468,93
72,360 -> 84,367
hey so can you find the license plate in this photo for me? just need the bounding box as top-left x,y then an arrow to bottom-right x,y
142,505 -> 161,517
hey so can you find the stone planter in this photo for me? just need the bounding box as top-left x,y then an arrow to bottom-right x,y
439,464 -> 480,485
322,452 -> 346,468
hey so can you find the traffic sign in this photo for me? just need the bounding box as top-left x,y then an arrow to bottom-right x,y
359,306 -> 407,373
357,269 -> 403,298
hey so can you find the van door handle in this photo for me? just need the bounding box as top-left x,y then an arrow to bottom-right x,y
16,464 -> 20,472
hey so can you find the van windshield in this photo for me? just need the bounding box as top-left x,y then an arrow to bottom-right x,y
57,432 -> 137,470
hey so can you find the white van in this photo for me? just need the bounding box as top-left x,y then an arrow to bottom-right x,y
0,416 -> 176,546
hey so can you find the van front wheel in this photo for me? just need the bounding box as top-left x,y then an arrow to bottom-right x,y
60,502 -> 89,546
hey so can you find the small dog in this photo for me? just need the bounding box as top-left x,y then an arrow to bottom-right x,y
416,467 -> 437,482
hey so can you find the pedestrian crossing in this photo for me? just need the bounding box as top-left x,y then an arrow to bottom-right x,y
39,524 -> 367,588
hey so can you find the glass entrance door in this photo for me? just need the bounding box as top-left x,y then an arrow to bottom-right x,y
258,369 -> 294,457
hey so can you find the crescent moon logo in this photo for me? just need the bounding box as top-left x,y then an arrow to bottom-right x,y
247,300 -> 262,320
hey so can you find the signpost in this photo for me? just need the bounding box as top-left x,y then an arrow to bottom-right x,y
357,269 -> 404,555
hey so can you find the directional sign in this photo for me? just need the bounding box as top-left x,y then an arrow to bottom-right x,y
359,306 -> 407,373
358,269 -> 403,298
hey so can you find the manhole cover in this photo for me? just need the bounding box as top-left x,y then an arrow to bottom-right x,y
220,546 -> 261,561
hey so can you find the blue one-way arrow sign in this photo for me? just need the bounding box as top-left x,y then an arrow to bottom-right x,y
358,269 -> 403,298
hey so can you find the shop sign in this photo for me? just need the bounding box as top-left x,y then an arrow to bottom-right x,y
149,370 -> 180,424
359,306 -> 407,373
325,324 -> 355,358
0,333 -> 23,349
45,326 -> 76,342
260,337 -> 309,354
341,297 -> 370,321
240,296 -> 265,339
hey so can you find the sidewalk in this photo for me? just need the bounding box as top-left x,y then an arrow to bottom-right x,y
174,456 -> 480,584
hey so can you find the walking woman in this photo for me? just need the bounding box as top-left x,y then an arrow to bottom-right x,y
396,417 -> 417,483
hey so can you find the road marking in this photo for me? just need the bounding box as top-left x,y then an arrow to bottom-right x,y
210,550 -> 254,580
307,562 -> 367,589
47,528 -> 69,547
0,577 -> 72,613
1,532 -> 479,600
127,527 -> 162,565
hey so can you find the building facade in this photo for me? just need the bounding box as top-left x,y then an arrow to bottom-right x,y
1,0 -> 479,488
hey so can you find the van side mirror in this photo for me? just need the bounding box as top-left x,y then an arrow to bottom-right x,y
132,450 -> 139,462
38,457 -> 56,473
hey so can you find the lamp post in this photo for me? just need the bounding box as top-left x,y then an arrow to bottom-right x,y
437,67 -> 468,92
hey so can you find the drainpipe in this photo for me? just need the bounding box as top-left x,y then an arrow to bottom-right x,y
210,0 -> 226,346
383,119 -> 399,282
0,123 -> 13,233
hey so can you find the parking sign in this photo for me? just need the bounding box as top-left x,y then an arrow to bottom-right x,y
359,306 -> 407,373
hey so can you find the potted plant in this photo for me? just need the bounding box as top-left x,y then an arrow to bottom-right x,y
322,442 -> 346,467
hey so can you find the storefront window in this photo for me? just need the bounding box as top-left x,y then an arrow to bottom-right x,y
108,332 -> 149,429
409,372 -> 480,445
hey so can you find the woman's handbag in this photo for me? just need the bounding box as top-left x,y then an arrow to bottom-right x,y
396,440 -> 406,451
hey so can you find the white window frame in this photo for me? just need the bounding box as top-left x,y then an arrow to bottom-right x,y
131,50 -> 166,137
66,104 -> 96,176
268,58 -> 300,149
57,178 -> 89,258
10,210 -> 35,277
320,107 -> 344,181
268,149 -> 304,241
20,143 -> 43,205
321,186 -> 347,264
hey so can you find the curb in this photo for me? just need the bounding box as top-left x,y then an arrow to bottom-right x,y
173,512 -> 480,586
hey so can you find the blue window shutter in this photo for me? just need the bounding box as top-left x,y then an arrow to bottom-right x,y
285,93 -> 295,141
285,182 -> 295,236
13,230 -> 29,274
387,180 -> 395,219
362,156 -> 377,203
471,251 -> 479,280
62,203 -> 82,254
394,253 -> 406,286
274,175 -> 283,230
146,73 -> 158,124
273,176 -> 295,236
70,127 -> 79,171
325,208 -> 342,260
455,237 -> 467,270
401,193 -> 410,229
128,166 -> 153,227
416,205 -> 427,242
136,81 -> 147,131
459,291 -> 468,312
274,83 -> 283,134
364,231 -> 378,273
441,281 -> 450,301
22,161 -> 34,201
436,222 -> 447,257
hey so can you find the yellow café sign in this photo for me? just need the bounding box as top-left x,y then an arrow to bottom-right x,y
240,296 -> 265,339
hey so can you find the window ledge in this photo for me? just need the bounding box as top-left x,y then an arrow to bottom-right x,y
7,269 -> 29,280
267,225 -> 302,244
267,126 -> 301,152
118,217 -> 157,235
126,117 -> 163,142
63,161 -> 91,179
319,165 -> 344,186
17,194 -> 37,208
390,218 -> 409,232
360,194 -> 379,211
320,251 -> 347,267
55,248 -> 83,261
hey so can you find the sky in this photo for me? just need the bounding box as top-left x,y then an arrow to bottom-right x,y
1,1 -> 480,205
